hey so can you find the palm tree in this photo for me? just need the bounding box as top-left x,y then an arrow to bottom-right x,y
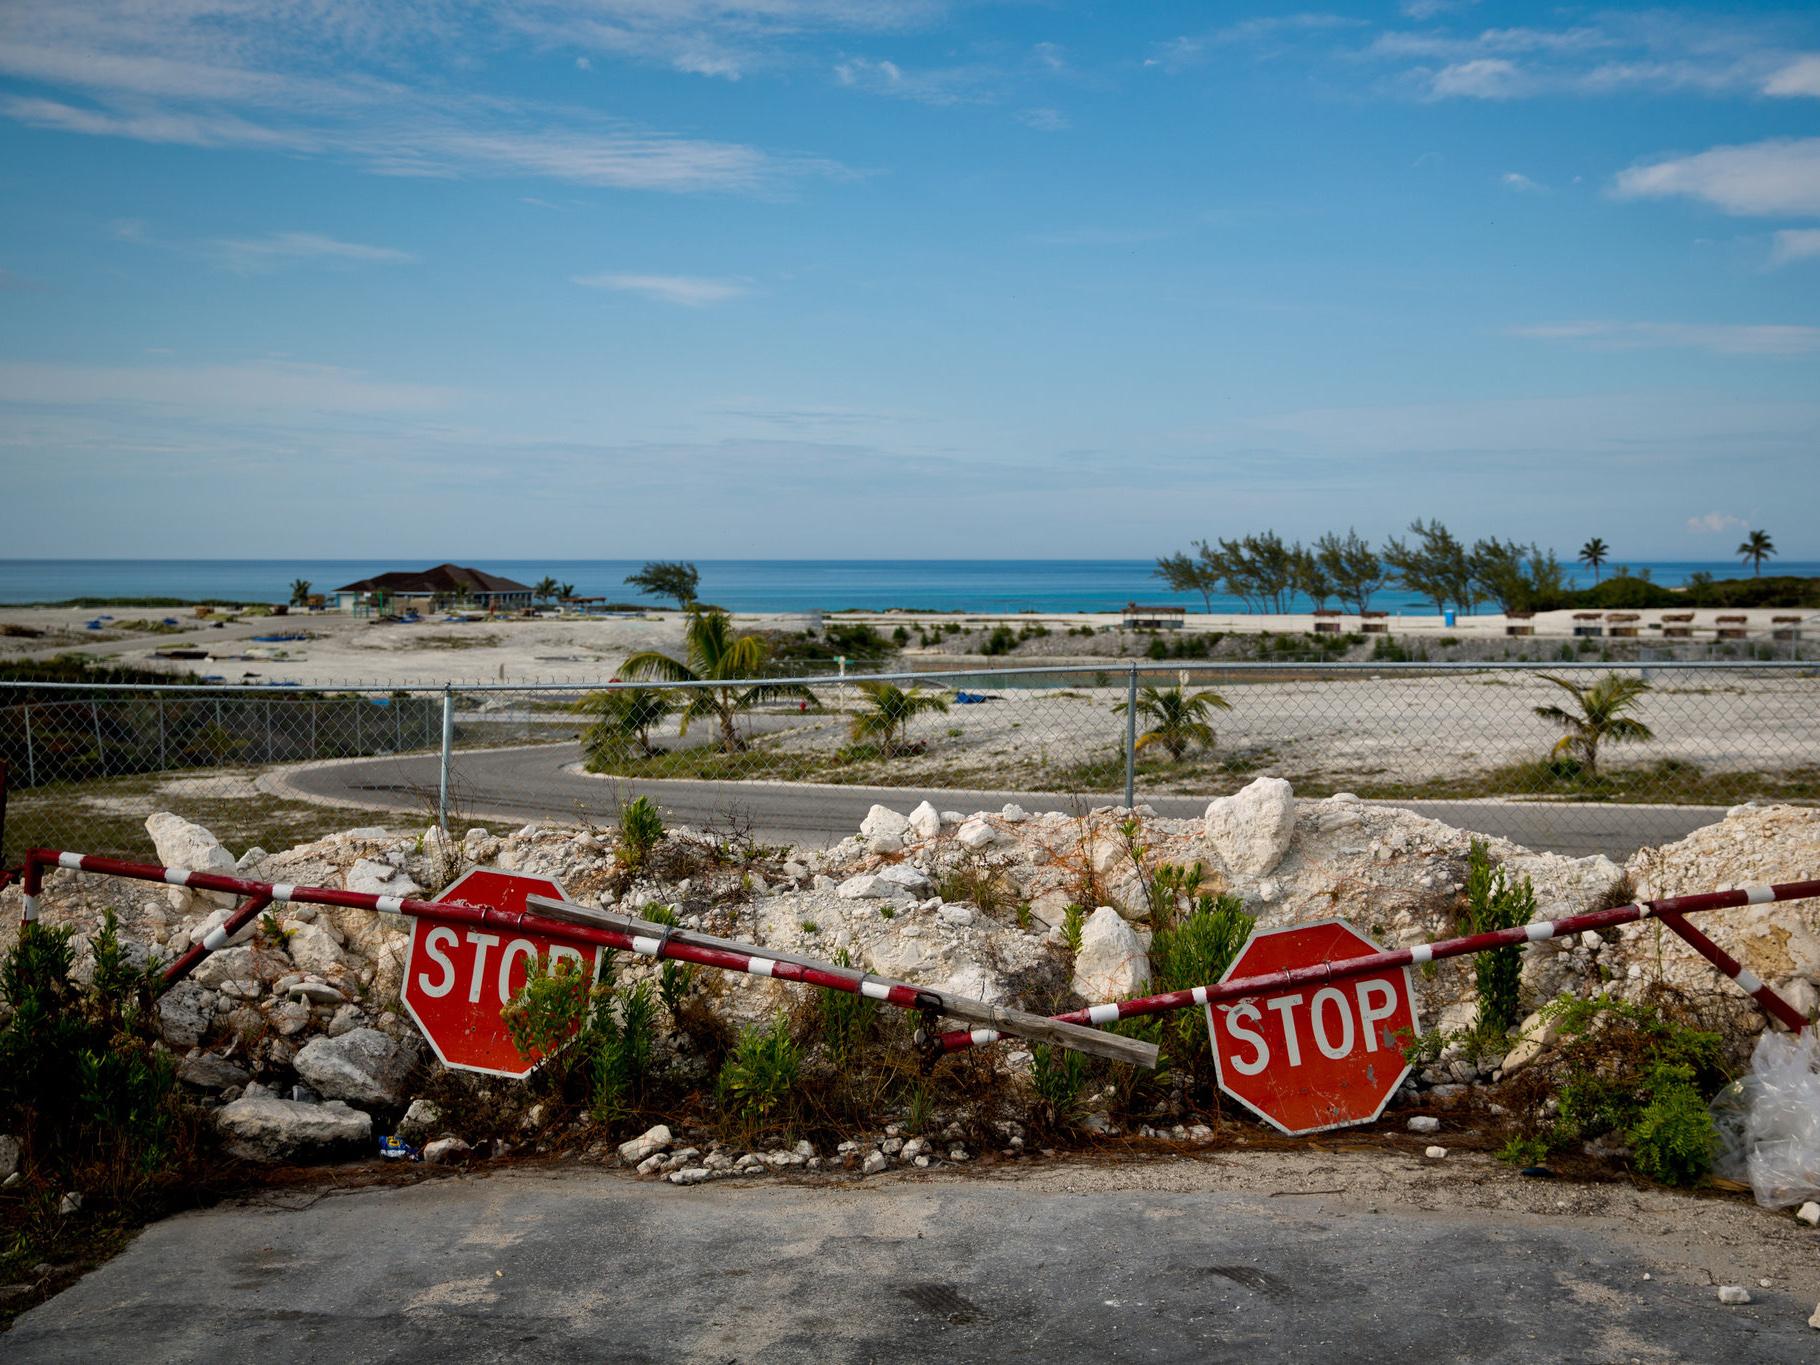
619,609 -> 813,753
533,576 -> 559,605
573,687 -> 676,764
288,578 -> 312,608
1577,538 -> 1609,584
558,582 -> 576,602
1736,529 -> 1776,577
848,682 -> 948,756
1533,673 -> 1653,778
1114,683 -> 1232,761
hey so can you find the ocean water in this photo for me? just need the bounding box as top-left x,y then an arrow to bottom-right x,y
0,559 -> 1810,615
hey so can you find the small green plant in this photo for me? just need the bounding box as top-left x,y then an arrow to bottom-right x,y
1627,1062 -> 1718,1185
501,952 -> 599,1083
1029,1043 -> 1091,1124
1061,903 -> 1086,955
1148,894 -> 1254,1093
937,853 -> 1014,917
799,920 -> 819,935
981,624 -> 1019,655
717,1015 -> 802,1122
590,980 -> 657,1122
903,1081 -> 934,1135
616,795 -> 667,870
257,911 -> 291,947
1461,839 -> 1537,1037
1496,1134 -> 1550,1167
818,949 -> 877,1062
1507,991 -> 1727,1186
639,905 -> 698,1018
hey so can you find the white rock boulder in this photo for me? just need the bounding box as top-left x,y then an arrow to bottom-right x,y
216,1096 -> 373,1161
1072,906 -> 1151,1001
1203,777 -> 1297,876
293,1027 -> 416,1107
145,812 -> 239,910
860,805 -> 911,853
907,801 -> 942,841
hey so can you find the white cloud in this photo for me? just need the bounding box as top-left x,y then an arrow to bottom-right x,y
214,231 -> 418,272
831,56 -> 996,106
1771,228 -> 1820,266
1613,138 -> 1820,217
572,272 -> 750,306
0,4 -> 851,195
1427,58 -> 1524,99
1371,15 -> 1803,102
575,56 -> 591,71
1765,54 -> 1820,97
1685,511 -> 1747,533
1017,107 -> 1068,132
1509,320 -> 1820,356
1501,171 -> 1542,192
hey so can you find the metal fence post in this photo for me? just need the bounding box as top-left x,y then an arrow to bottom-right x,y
437,686 -> 454,833
91,700 -> 104,772
23,704 -> 35,787
1124,662 -> 1138,808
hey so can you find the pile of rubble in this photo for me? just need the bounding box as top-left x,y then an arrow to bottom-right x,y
3,780 -> 1813,1167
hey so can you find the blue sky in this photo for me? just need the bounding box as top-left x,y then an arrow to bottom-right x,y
2,1 -> 1817,561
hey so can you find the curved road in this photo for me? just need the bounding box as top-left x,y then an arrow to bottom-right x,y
274,742 -> 1726,857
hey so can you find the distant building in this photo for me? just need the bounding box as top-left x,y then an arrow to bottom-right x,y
334,564 -> 534,615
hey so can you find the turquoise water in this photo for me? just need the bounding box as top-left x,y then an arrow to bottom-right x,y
0,559 -> 1810,614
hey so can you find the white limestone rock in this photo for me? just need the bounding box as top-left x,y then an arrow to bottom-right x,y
1202,777 -> 1297,877
907,801 -> 942,841
345,858 -> 423,901
618,1124 -> 673,1164
216,1096 -> 372,1162
294,1028 -> 416,1107
956,819 -> 1001,850
1072,906 -> 1151,1001
145,812 -> 239,911
836,873 -> 915,902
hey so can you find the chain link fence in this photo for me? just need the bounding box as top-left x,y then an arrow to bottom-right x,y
3,661 -> 1817,867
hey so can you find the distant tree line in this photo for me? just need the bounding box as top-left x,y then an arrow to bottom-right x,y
1155,521 -> 1789,615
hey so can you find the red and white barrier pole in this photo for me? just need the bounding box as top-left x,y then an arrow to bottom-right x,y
937,878 -> 1820,1052
21,848 -> 931,1015
160,893 -> 273,986
1653,907 -> 1810,1034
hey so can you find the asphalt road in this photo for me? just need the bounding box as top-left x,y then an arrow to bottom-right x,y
276,743 -> 1727,858
10,1161 -> 1818,1362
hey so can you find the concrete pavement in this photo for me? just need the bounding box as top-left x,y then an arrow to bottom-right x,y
9,1158 -> 1818,1362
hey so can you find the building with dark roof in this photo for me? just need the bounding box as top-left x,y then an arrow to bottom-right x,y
333,564 -> 534,614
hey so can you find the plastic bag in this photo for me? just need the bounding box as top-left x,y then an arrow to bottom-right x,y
1710,1028 -> 1820,1208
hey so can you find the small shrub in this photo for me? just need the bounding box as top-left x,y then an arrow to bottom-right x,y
1148,894 -> 1254,1094
717,1015 -> 802,1122
1627,1063 -> 1718,1186
1029,1043 -> 1091,1125
818,949 -> 877,1062
1461,838 -> 1536,1037
1506,990 -> 1728,1186
501,952 -> 599,1085
937,854 -> 1015,918
1061,904 -> 1086,956
981,624 -> 1018,656
616,795 -> 666,870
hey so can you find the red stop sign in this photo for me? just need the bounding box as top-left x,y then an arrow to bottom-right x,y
401,868 -> 602,1077
1208,919 -> 1419,1136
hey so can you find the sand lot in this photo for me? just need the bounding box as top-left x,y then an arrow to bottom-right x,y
1,603 -> 1812,688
